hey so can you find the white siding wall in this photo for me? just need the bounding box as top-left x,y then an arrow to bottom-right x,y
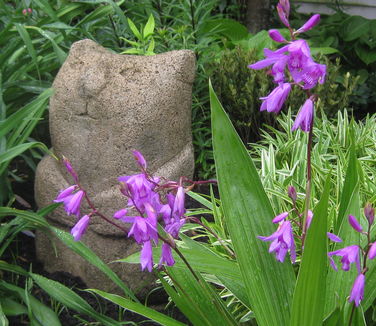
293,0 -> 376,19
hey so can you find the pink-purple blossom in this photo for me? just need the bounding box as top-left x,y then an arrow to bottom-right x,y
328,245 -> 361,273
140,240 -> 153,272
54,188 -> 85,217
349,273 -> 365,307
118,173 -> 161,213
258,220 -> 296,263
159,243 -> 175,267
291,98 -> 314,132
71,215 -> 90,241
260,83 -> 291,113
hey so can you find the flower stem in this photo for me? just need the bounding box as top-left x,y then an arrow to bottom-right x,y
302,113 -> 314,247
348,303 -> 356,326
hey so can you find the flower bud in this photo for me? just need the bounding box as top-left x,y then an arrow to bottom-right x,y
22,9 -> 27,15
306,210 -> 313,229
27,8 -> 32,13
63,156 -> 79,182
369,242 -> 376,260
288,186 -> 297,202
277,3 -> 290,27
295,14 -> 320,34
364,203 -> 374,225
132,150 -> 147,170
268,29 -> 286,43
348,215 -> 363,233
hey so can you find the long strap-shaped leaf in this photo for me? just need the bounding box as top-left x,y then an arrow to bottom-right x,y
325,142 -> 361,317
210,81 -> 295,326
290,175 -> 330,326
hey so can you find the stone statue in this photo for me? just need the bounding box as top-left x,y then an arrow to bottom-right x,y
35,39 -> 195,296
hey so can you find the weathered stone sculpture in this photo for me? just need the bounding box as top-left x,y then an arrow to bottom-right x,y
35,39 -> 195,295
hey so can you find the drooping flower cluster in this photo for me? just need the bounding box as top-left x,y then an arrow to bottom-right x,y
113,151 -> 187,272
54,151 -> 189,272
54,158 -> 89,241
248,0 -> 325,132
327,208 -> 376,307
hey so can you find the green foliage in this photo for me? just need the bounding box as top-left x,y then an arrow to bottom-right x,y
249,110 -> 376,216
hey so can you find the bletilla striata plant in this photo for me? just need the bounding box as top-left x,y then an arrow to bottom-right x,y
248,0 -> 375,321
249,0 -> 325,261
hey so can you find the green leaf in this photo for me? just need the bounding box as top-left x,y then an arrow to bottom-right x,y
161,267 -> 238,326
50,227 -> 137,302
199,18 -> 249,41
341,16 -> 370,42
89,289 -> 185,326
210,80 -> 295,326
0,207 -> 49,228
14,24 -> 39,74
0,302 -> 9,326
0,142 -> 51,165
290,175 -> 330,326
127,18 -> 142,41
0,298 -> 28,316
30,274 -> 120,326
75,5 -> 114,27
0,281 -> 61,326
25,26 -> 67,64
0,89 -> 53,140
311,47 -> 339,55
355,44 -> 376,65
143,14 -> 155,39
33,0 -> 59,20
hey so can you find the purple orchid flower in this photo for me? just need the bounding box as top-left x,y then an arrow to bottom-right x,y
328,245 -> 361,273
159,243 -> 175,267
291,98 -> 314,132
71,214 -> 90,241
118,173 -> 161,213
260,83 -> 291,113
140,240 -> 153,272
349,273 -> 365,307
127,204 -> 158,244
258,220 -> 296,263
54,188 -> 85,217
